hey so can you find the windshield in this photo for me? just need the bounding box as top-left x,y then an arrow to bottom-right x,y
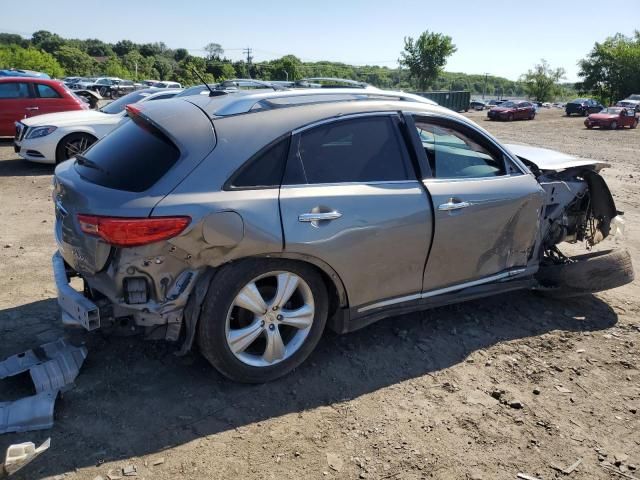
497,101 -> 515,108
571,98 -> 587,103
603,107 -> 623,114
628,94 -> 640,100
99,91 -> 150,114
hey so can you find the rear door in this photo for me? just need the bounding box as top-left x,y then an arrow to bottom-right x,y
409,114 -> 545,293
0,80 -> 32,136
279,113 -> 433,311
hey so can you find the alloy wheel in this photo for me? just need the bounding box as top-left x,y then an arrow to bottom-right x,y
64,136 -> 92,159
225,271 -> 315,367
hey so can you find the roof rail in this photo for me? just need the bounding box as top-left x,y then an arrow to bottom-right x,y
219,79 -> 289,91
295,77 -> 369,88
212,88 -> 437,116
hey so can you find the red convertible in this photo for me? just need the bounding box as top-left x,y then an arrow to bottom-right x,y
584,107 -> 638,130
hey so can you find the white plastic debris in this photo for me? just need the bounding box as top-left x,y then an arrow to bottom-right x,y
2,438 -> 50,475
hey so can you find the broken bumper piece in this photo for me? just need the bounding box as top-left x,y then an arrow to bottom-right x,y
0,338 -> 87,393
0,392 -> 57,435
52,252 -> 100,331
2,438 -> 50,476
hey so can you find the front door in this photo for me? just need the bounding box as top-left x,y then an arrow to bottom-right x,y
0,81 -> 32,136
409,114 -> 545,293
279,113 -> 433,311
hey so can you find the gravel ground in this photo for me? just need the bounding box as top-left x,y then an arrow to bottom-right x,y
0,108 -> 638,480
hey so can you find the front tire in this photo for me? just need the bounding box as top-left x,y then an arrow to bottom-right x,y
536,249 -> 634,297
631,119 -> 638,129
610,121 -> 618,130
507,113 -> 514,122
197,259 -> 328,383
55,133 -> 97,164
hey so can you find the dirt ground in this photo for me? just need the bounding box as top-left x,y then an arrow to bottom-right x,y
0,107 -> 638,480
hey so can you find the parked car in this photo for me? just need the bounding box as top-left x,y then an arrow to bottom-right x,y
14,88 -> 181,162
469,100 -> 487,111
584,107 -> 638,129
154,81 -> 182,88
487,100 -> 536,121
176,84 -> 220,97
0,77 -> 88,137
70,77 -> 98,90
50,87 -> 632,383
141,79 -> 160,87
616,94 -> 640,113
565,98 -> 603,116
0,69 -> 50,79
91,78 -> 136,99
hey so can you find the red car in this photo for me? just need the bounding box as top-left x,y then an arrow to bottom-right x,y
487,100 -> 536,121
0,77 -> 88,137
584,107 -> 639,130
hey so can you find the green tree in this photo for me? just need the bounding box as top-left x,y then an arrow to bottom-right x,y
520,59 -> 566,102
113,39 -> 136,56
174,48 -> 189,62
204,42 -> 224,60
269,55 -> 302,81
100,56 -> 131,77
175,56 -> 214,85
0,33 -> 29,48
399,31 -> 457,90
578,32 -> 640,104
0,44 -> 64,77
54,45 -> 96,75
153,55 -> 174,80
31,30 -> 64,54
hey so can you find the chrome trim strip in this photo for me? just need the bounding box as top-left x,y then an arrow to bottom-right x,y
291,111 -> 398,135
281,179 -> 420,189
420,268 -> 526,299
358,293 -> 422,313
356,268 -> 527,313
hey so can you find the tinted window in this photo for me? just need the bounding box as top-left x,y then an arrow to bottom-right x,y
415,120 -> 505,179
74,118 -> 180,192
0,82 -> 30,98
288,116 -> 410,184
36,84 -> 60,98
230,137 -> 290,188
99,91 -> 150,114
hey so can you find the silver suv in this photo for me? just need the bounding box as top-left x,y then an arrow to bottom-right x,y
52,87 -> 633,382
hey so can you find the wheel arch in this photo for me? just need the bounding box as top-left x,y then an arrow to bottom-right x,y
55,130 -> 99,162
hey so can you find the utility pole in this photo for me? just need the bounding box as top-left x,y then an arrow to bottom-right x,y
243,47 -> 252,79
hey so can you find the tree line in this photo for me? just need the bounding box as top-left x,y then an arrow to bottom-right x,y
0,29 -> 636,102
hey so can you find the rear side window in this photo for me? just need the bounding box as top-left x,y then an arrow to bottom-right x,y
36,84 -> 61,98
286,116 -> 410,184
74,118 -> 180,192
229,137 -> 290,189
0,82 -> 30,98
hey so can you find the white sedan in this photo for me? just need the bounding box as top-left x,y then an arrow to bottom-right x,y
14,88 -> 181,164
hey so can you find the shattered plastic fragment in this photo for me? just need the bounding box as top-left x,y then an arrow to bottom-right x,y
0,339 -> 72,379
2,438 -> 50,476
0,392 -> 57,434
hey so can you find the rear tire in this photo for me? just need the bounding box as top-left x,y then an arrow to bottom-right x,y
507,113 -> 514,121
197,259 -> 328,383
631,119 -> 638,129
536,249 -> 634,298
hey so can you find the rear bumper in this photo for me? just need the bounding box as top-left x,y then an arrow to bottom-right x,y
52,252 -> 100,330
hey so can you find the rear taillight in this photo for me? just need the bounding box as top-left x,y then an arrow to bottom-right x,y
77,215 -> 190,247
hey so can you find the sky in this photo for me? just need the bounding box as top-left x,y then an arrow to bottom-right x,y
2,0 -> 638,82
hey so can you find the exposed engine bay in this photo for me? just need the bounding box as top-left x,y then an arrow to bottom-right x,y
505,144 -> 620,265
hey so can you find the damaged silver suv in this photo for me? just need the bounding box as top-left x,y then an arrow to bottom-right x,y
52,87 -> 634,382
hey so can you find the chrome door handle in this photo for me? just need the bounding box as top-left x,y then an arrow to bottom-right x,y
25,107 -> 39,111
438,201 -> 471,211
298,211 -> 342,222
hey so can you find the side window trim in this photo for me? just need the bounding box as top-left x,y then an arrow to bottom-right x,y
285,112 -> 416,187
406,112 -> 529,178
